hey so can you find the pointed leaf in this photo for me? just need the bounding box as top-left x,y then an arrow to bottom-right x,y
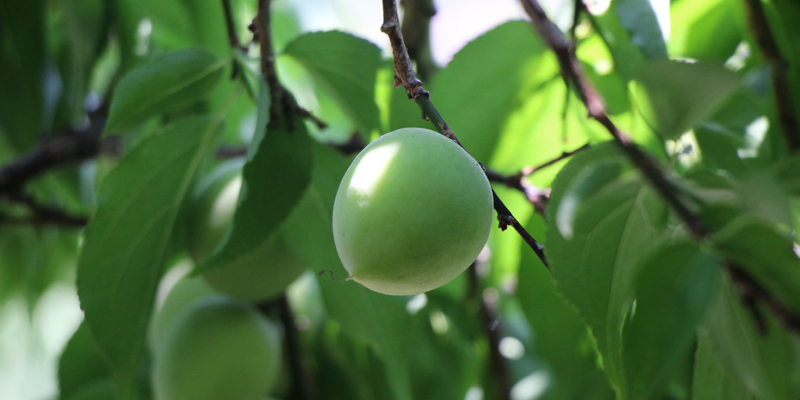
623,241 -> 719,400
692,330 -> 755,400
703,272 -> 797,400
517,216 -> 616,400
430,20 -> 551,163
613,0 -> 669,60
77,116 -> 219,398
555,160 -> 624,238
105,50 -> 226,133
283,31 -> 382,133
546,144 -> 669,396
58,321 -> 112,399
196,80 -> 312,274
635,60 -> 739,140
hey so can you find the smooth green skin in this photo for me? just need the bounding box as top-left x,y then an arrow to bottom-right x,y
153,296 -> 282,400
149,276 -> 218,350
332,128 -> 493,295
187,161 -> 306,301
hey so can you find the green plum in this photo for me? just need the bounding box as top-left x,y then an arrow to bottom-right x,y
332,127 -> 493,295
149,275 -> 218,350
187,160 -> 306,301
153,296 -> 282,400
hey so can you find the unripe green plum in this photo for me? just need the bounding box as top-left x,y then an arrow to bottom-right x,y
332,128 -> 493,295
149,275 -> 218,350
153,296 -> 282,400
187,161 -> 306,301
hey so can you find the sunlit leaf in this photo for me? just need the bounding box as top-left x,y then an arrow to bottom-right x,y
283,31 -> 382,134
634,60 -> 739,140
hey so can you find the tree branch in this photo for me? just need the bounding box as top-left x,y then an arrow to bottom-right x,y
0,123 -> 106,193
221,0 -> 244,79
742,0 -> 800,152
485,168 -> 550,217
381,0 -> 549,269
519,0 -> 800,336
467,263 -> 511,400
400,0 -> 438,81
1,192 -> 88,227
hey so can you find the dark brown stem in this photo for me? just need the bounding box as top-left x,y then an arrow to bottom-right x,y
742,0 -> 800,152
484,168 -> 550,217
278,295 -> 315,400
381,0 -> 548,268
255,0 -> 288,129
728,264 -> 800,334
519,0 -> 708,239
520,0 -> 800,336
2,192 -> 88,227
221,0 -> 243,78
400,0 -> 438,81
0,123 -> 106,193
467,263 -> 512,400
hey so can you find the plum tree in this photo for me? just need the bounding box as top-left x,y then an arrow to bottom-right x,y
332,127 -> 493,295
187,160 -> 306,301
152,295 -> 282,400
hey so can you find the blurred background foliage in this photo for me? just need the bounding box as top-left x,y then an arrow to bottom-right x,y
0,0 -> 799,399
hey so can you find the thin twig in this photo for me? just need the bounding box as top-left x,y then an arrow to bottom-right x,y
519,0 -> 800,336
529,143 -> 590,174
221,0 -> 243,78
742,0 -> 800,152
400,0 -> 438,81
381,0 -> 549,268
467,263 -> 512,400
484,169 -> 550,217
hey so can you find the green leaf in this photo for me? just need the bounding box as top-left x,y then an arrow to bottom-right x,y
623,241 -> 719,400
714,217 -> 800,315
0,0 -> 45,151
736,170 -> 794,229
430,20 -> 550,163
58,321 -> 112,399
77,116 -> 219,398
546,144 -> 669,397
517,217 -> 615,400
703,272 -> 797,400
282,142 -> 414,400
613,0 -> 669,61
634,60 -> 739,140
693,330 -> 755,400
555,160 -> 624,239
105,50 -> 226,133
196,80 -> 312,274
283,31 -> 382,134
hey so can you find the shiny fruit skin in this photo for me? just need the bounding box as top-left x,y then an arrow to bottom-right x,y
332,128 -> 493,295
153,296 -> 281,400
187,161 -> 306,301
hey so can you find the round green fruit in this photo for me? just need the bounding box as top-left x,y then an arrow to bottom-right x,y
149,275 -> 218,350
153,296 -> 282,400
187,161 -> 306,301
332,127 -> 493,295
